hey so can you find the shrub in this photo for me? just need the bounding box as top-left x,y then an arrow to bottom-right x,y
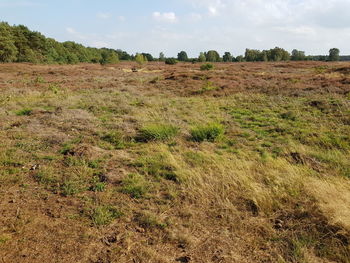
121,174 -> 148,198
137,123 -> 179,142
165,58 -> 178,65
190,123 -> 224,142
200,63 -> 214,71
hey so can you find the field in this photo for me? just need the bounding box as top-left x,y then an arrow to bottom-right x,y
0,61 -> 350,263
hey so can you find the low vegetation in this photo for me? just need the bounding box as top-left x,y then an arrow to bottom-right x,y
0,61 -> 349,262
137,123 -> 179,142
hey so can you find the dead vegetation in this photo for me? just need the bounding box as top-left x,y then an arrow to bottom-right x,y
0,61 -> 349,263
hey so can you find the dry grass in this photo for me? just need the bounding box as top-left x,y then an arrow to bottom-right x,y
0,61 -> 349,263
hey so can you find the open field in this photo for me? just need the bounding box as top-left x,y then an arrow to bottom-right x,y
0,61 -> 350,263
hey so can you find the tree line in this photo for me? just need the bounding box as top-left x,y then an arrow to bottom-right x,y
0,22 -> 344,64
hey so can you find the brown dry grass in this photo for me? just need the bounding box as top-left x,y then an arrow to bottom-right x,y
0,61 -> 349,263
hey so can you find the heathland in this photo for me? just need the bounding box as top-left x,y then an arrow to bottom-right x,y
0,61 -> 349,263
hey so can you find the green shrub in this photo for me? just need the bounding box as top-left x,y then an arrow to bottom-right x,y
200,63 -> 214,71
16,108 -> 32,116
121,174 -> 148,198
137,123 -> 179,142
190,123 -> 224,142
165,58 -> 178,65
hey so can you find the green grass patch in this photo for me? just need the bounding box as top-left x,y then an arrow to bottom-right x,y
15,108 -> 32,116
90,206 -> 122,226
190,123 -> 224,142
137,123 -> 179,142
101,131 -> 125,149
121,174 -> 149,198
134,154 -> 179,182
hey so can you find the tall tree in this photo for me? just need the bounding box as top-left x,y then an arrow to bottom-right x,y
223,52 -> 233,62
291,49 -> 306,61
159,52 -> 165,61
206,50 -> 220,62
177,51 -> 188,61
198,52 -> 206,62
329,48 -> 340,61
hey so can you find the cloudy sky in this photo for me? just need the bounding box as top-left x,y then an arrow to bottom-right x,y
0,0 -> 349,57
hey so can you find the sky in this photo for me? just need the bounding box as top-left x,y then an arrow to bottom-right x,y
1,0 -> 350,57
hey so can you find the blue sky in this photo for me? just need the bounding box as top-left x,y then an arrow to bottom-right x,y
1,0 -> 350,57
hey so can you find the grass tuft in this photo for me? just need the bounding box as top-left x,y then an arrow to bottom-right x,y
90,206 -> 122,226
15,108 -> 32,116
137,123 -> 179,142
121,174 -> 149,198
190,123 -> 224,142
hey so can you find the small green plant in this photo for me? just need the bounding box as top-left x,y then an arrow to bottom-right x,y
196,81 -> 219,94
137,123 -> 179,142
190,123 -> 224,142
121,174 -> 149,198
34,76 -> 45,84
91,181 -> 106,192
61,180 -> 83,196
200,63 -> 214,71
16,108 -> 32,116
48,84 -> 60,94
165,58 -> 178,65
90,206 -> 122,226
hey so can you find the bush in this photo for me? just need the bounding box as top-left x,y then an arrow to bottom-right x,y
137,123 -> 179,142
190,123 -> 224,142
165,58 -> 178,65
200,63 -> 214,71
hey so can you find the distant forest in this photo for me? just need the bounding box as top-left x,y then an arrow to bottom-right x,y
0,22 -> 348,64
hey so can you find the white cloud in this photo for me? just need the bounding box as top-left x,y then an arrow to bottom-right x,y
97,12 -> 111,19
91,41 -> 109,48
117,16 -> 125,22
152,12 -> 178,23
66,27 -> 87,40
189,13 -> 202,21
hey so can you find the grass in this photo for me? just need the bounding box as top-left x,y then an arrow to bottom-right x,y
0,62 -> 349,263
90,205 -> 122,226
101,131 -> 125,149
120,173 -> 149,198
135,212 -> 167,229
190,122 -> 224,142
134,153 -> 179,182
137,123 -> 179,142
15,108 -> 32,116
